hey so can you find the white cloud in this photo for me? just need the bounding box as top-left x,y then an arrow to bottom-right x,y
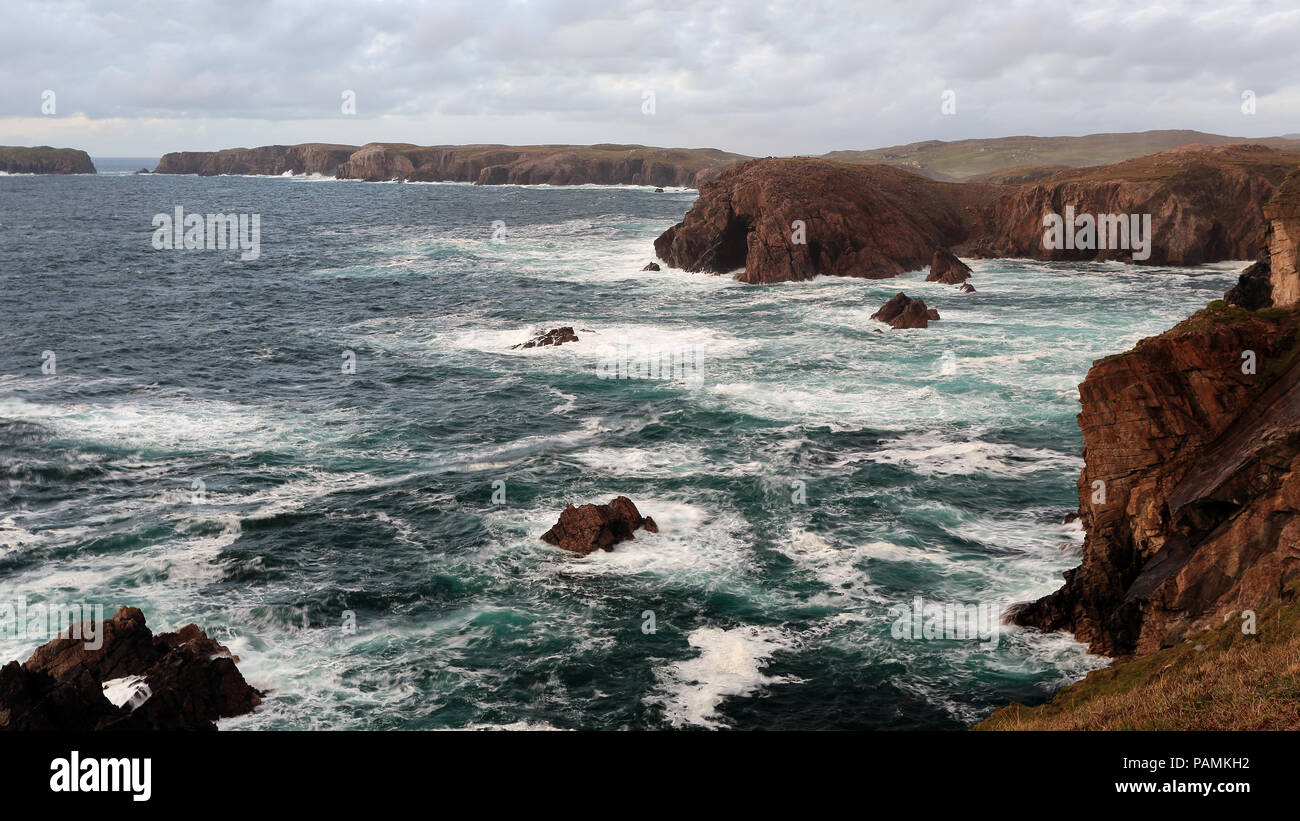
1,0 -> 1297,155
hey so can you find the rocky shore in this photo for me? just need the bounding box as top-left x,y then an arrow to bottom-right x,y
983,164 -> 1300,729
153,142 -> 748,186
653,145 -> 1300,283
0,146 -> 96,174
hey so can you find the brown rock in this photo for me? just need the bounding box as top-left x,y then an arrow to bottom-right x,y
653,158 -> 1000,284
926,248 -> 972,284
871,292 -> 936,329
959,282 -> 976,293
0,607 -> 261,731
513,327 -> 579,349
1263,167 -> 1300,306
541,496 -> 657,555
642,262 -> 661,271
1012,304 -> 1300,657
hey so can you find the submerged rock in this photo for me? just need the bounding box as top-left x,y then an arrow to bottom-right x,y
541,496 -> 658,555
0,607 -> 261,731
512,327 -> 579,349
871,292 -> 938,329
959,282 -> 976,293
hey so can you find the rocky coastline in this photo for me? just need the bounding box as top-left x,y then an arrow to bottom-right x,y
153,142 -> 748,186
982,165 -> 1300,729
653,145 -> 1300,282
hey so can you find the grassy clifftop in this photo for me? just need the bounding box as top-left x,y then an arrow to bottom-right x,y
979,580 -> 1300,730
821,130 -> 1300,181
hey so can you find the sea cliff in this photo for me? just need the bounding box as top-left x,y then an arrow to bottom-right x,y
0,146 -> 95,174
153,142 -> 748,186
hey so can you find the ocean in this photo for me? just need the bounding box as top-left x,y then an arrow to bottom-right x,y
0,170 -> 1238,729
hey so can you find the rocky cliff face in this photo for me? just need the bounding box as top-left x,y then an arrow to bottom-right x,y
0,146 -> 95,174
654,146 -> 1300,283
1012,175 -> 1300,657
1264,167 -> 1300,305
653,158 -> 1001,283
1012,303 -> 1300,656
153,142 -> 747,186
969,145 -> 1300,265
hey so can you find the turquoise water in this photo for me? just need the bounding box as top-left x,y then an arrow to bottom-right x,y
0,173 -> 1237,729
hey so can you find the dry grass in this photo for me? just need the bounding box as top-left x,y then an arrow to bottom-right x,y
977,584 -> 1300,730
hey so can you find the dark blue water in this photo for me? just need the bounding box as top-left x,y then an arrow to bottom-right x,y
0,172 -> 1236,729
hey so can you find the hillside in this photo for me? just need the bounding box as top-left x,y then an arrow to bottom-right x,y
821,130 -> 1300,181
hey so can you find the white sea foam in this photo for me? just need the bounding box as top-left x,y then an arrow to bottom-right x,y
648,625 -> 795,729
860,431 -> 1081,478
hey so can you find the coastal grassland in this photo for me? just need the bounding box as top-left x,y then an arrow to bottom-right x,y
977,581 -> 1300,730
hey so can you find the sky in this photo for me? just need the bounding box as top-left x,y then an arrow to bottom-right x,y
1,0 -> 1298,157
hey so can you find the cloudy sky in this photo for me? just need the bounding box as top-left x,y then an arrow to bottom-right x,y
2,0 -> 1297,157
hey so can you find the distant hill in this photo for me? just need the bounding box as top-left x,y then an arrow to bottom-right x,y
819,130 -> 1300,181
154,142 -> 750,186
0,146 -> 96,174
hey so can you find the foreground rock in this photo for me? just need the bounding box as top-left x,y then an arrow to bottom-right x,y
926,248 -> 973,284
1011,174 -> 1300,658
871,293 -> 939,329
155,143 -> 748,186
541,496 -> 658,555
0,607 -> 261,731
512,327 -> 579,349
0,146 -> 96,174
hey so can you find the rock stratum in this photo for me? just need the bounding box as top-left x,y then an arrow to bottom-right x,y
0,146 -> 95,174
154,142 -> 748,186
0,606 -> 261,731
654,145 -> 1300,283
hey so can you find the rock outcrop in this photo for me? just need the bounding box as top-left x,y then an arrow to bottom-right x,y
541,496 -> 658,555
0,607 -> 261,731
154,143 -> 748,186
642,262 -> 661,271
871,292 -> 939,329
959,282 -> 976,293
512,327 -> 579,349
654,158 -> 1000,283
926,248 -> 973,284
0,146 -> 95,174
653,146 -> 1300,283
